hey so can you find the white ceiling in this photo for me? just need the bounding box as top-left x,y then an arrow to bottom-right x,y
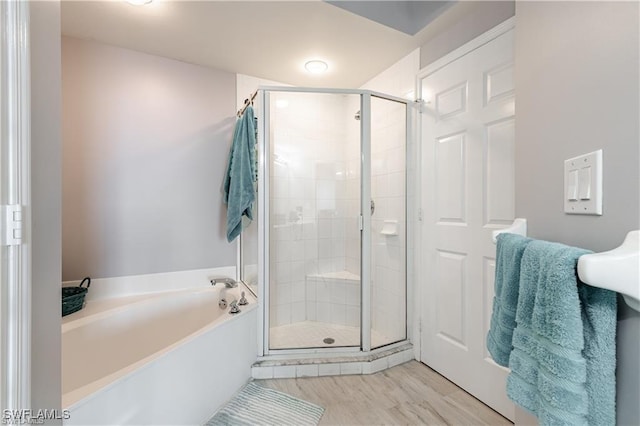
61,1 -> 455,88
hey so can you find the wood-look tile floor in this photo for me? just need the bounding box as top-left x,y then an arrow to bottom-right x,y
257,360 -> 512,426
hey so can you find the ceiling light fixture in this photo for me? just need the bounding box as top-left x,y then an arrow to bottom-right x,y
126,0 -> 153,5
305,60 -> 328,74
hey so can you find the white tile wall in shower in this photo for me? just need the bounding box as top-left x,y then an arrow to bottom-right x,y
345,94 -> 362,278
266,87 -> 408,345
269,92 -> 360,330
370,96 -> 407,345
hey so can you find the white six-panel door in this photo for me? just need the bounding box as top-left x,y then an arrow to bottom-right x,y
419,24 -> 516,420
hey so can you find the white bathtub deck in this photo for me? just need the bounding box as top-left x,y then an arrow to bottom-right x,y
62,292 -> 163,329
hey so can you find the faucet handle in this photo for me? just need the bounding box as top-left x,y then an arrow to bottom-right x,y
229,300 -> 241,314
218,298 -> 228,309
239,291 -> 248,305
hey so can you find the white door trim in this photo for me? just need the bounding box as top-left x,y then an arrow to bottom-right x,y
417,16 -> 515,81
0,0 -> 32,412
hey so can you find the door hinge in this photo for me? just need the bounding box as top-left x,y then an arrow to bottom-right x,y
2,205 -> 24,246
358,215 -> 364,231
418,208 -> 423,222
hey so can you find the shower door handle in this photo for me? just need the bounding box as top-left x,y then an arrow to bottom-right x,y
370,199 -> 375,216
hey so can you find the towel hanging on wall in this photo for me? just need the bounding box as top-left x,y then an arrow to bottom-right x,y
223,105 -> 257,242
486,233 -> 532,367
505,240 -> 617,426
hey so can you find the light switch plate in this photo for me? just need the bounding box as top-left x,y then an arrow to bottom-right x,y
564,149 -> 602,215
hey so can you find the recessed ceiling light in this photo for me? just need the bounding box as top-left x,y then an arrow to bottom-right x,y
126,0 -> 153,5
305,60 -> 328,74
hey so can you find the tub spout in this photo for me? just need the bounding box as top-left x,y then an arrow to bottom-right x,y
210,277 -> 237,288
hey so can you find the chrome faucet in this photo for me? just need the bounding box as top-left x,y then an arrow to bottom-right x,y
229,300 -> 241,314
210,277 -> 238,288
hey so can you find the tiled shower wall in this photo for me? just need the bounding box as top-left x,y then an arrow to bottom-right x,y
370,97 -> 407,343
340,93 -> 408,345
269,93 -> 360,327
267,91 -> 408,346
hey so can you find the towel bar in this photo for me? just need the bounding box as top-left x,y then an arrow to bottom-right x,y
493,220 -> 640,311
578,230 -> 640,311
492,218 -> 528,243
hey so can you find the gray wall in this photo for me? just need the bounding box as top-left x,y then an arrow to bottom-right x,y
419,1 -> 514,68
515,2 -> 639,424
30,0 -> 62,419
62,37 -> 237,281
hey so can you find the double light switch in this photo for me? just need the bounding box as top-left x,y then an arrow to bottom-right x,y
564,149 -> 602,215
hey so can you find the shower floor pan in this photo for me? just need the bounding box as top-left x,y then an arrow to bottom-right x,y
269,320 -> 389,350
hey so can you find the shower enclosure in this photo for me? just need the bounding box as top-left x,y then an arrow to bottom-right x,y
241,87 -> 409,356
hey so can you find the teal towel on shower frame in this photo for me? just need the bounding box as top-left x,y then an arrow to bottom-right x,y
223,106 -> 257,242
487,233 -> 532,367
506,240 -> 617,426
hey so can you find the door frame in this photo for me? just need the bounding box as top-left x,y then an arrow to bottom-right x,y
414,12 -> 515,400
0,0 -> 33,412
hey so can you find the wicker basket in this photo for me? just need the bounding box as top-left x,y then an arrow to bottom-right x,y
62,277 -> 91,317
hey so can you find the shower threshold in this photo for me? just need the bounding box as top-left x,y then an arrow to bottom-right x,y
252,341 -> 414,379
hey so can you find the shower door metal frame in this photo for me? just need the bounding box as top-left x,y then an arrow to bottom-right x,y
256,89 -> 268,356
255,86 -> 410,357
368,93 -> 411,351
360,93 -> 372,352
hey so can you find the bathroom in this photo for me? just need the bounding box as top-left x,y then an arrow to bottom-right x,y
1,0 -> 638,425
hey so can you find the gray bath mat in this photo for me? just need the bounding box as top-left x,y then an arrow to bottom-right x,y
205,382 -> 325,426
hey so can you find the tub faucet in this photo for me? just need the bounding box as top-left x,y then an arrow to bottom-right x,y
210,277 -> 238,288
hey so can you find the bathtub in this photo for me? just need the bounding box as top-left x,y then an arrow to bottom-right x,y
62,284 -> 257,425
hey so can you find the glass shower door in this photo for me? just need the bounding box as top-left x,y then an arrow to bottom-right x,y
369,95 -> 407,349
267,90 -> 362,350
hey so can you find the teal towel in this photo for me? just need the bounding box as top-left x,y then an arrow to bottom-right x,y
506,240 -> 617,426
487,233 -> 531,367
223,106 -> 257,242
487,233 -> 532,367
